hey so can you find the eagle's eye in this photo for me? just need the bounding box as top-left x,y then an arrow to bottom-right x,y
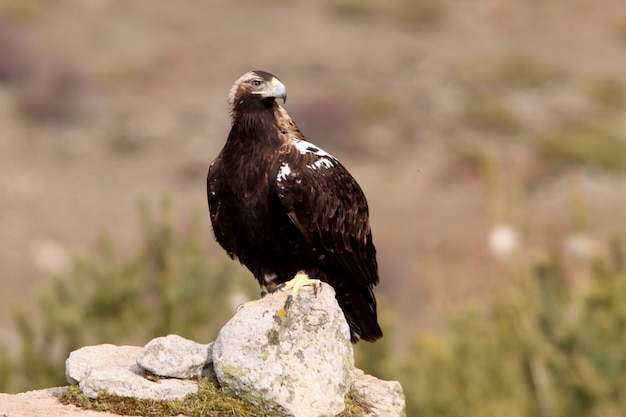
250,79 -> 263,87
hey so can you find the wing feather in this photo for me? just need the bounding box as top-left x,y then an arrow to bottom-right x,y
271,151 -> 378,288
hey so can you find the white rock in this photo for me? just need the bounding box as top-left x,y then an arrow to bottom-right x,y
352,368 -> 406,417
79,366 -> 197,400
65,344 -> 142,384
213,283 -> 353,417
137,334 -> 214,379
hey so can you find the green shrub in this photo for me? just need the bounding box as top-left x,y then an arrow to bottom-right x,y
538,120 -> 626,172
2,197 -> 626,417
0,198 -> 257,393
398,238 -> 626,416
588,77 -> 626,111
0,0 -> 43,23
327,0 -> 378,20
398,0 -> 447,29
465,97 -> 523,134
453,53 -> 567,92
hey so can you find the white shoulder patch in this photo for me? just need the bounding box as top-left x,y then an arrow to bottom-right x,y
277,162 -> 292,182
293,139 -> 332,158
308,158 -> 335,170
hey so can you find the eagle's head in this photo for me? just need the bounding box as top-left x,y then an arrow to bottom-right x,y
227,70 -> 287,122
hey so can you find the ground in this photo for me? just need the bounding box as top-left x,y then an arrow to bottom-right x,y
1,0 -> 626,347
0,387 -> 118,417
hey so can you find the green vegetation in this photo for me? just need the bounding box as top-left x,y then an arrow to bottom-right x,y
0,198 -> 257,393
60,378 -> 369,416
588,77 -> 626,112
0,0 -> 43,23
346,236 -> 626,417
397,238 -> 626,417
450,54 -> 626,181
398,0 -> 447,29
60,378 -> 280,417
453,53 -> 567,92
2,3 -> 626,415
538,120 -> 626,172
327,0 -> 378,20
464,97 -> 523,134
327,0 -> 447,29
2,200 -> 626,417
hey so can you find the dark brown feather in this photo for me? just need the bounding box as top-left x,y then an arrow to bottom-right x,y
208,71 -> 382,342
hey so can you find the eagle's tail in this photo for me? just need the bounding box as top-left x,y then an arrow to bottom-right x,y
333,283 -> 383,343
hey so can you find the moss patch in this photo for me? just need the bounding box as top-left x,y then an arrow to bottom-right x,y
60,378 -> 281,416
60,378 -> 371,416
338,387 -> 372,417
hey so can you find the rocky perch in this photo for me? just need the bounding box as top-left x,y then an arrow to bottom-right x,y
2,283 -> 405,417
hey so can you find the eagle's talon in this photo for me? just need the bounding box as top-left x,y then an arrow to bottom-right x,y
279,271 -> 323,311
284,294 -> 294,311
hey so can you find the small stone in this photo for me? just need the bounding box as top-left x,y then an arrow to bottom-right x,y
137,334 -> 214,379
65,344 -> 142,384
79,366 -> 197,400
213,282 -> 353,417
352,369 -> 406,417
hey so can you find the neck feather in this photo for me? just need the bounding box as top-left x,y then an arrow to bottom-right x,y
228,98 -> 283,147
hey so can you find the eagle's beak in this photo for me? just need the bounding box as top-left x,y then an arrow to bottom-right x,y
270,77 -> 287,103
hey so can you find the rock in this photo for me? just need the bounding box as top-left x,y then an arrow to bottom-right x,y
65,342 -> 201,401
352,369 -> 406,417
59,284 -> 405,414
79,367 -> 197,401
65,344 -> 142,384
213,283 -> 353,417
137,334 -> 215,379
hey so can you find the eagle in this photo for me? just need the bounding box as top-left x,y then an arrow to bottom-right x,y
207,70 -> 382,342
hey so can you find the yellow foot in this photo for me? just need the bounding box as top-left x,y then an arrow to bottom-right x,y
280,271 -> 323,310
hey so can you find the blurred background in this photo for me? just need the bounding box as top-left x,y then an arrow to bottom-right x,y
1,0 -> 626,415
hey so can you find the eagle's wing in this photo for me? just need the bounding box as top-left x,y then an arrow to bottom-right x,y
271,149 -> 379,289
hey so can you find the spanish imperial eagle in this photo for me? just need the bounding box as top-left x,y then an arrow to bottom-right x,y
207,70 -> 382,342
